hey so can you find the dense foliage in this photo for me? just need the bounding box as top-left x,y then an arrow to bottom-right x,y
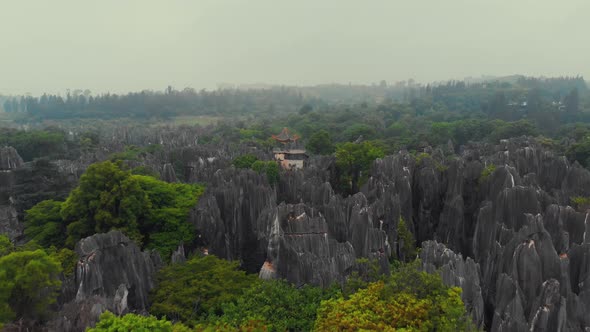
0,236 -> 62,324
88,311 -> 192,332
315,263 -> 472,331
210,280 -> 339,332
231,155 -> 280,185
24,161 -> 204,258
306,129 -> 335,155
0,128 -> 70,161
149,255 -> 258,325
144,251 -> 474,331
24,200 -> 65,248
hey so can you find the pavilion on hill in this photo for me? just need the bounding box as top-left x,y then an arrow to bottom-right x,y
271,128 -> 307,170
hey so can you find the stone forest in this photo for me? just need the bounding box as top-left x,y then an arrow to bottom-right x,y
1,77 -> 590,331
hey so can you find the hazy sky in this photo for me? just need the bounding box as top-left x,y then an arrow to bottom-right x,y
1,0 -> 589,95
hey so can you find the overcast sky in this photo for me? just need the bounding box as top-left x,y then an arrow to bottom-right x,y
1,0 -> 588,95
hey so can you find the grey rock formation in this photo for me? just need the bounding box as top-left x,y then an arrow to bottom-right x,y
52,231 -> 163,331
259,203 -> 356,287
0,146 -> 24,170
161,162 -> 177,183
170,243 -> 186,263
190,168 -> 276,272
420,240 -> 485,329
0,147 -> 24,241
0,205 -> 21,242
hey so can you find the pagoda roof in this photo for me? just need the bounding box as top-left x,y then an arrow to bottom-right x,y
272,127 -> 300,142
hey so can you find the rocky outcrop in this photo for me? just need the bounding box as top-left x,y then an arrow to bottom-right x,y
0,206 -> 21,242
259,203 -> 356,287
170,244 -> 186,263
52,231 -> 162,331
0,147 -> 24,241
161,162 -> 177,183
190,168 -> 276,272
0,146 -> 24,170
420,240 -> 485,329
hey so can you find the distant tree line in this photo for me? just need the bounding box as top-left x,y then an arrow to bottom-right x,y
2,87 -> 310,121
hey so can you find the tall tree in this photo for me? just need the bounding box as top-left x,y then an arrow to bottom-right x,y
306,130 -> 335,155
564,88 -> 580,114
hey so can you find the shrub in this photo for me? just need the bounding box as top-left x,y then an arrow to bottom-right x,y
479,164 -> 496,184
88,311 -> 192,332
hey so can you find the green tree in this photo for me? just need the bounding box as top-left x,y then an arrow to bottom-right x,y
566,136 -> 590,168
397,217 -> 417,262
430,122 -> 454,146
489,120 -> 538,142
342,258 -> 386,297
341,124 -> 377,141
47,247 -> 78,277
24,200 -> 65,248
335,141 -> 384,194
26,161 -> 204,258
232,154 -> 259,169
61,161 -> 149,246
137,175 -> 204,258
564,88 -> 579,114
88,311 -> 192,332
306,129 -> 335,155
150,255 -> 258,325
251,161 -> 280,185
0,249 -> 61,323
0,236 -> 12,257
214,279 -> 339,332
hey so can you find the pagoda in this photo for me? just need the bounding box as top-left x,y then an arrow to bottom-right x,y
271,128 -> 307,170
272,127 -> 300,145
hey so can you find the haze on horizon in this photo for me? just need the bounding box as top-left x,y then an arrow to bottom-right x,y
1,0 -> 588,96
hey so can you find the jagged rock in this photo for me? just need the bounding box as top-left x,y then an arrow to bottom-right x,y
0,205 -> 22,241
420,240 -> 485,329
186,136 -> 590,330
412,156 -> 445,243
74,231 -> 162,308
491,273 -> 529,332
161,162 -> 177,183
0,146 -> 24,170
261,203 -> 356,287
528,279 -> 566,332
52,231 -> 162,331
170,243 -> 186,263
190,168 -> 276,272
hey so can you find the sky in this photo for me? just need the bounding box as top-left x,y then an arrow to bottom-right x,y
1,0 -> 589,95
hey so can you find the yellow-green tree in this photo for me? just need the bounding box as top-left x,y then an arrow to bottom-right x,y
315,263 -> 472,331
88,311 -> 192,332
